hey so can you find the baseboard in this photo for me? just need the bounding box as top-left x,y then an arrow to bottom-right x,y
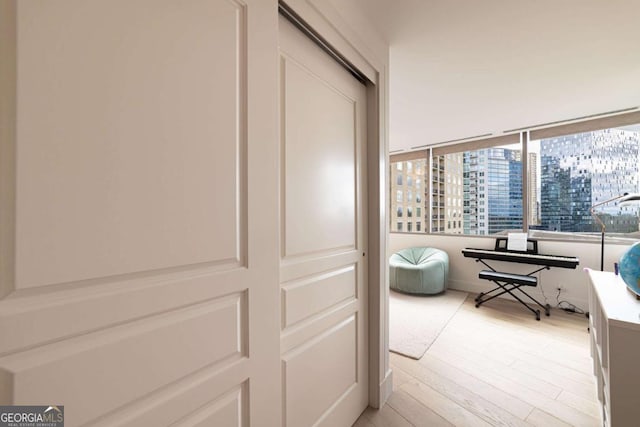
448,278 -> 589,313
371,368 -> 393,409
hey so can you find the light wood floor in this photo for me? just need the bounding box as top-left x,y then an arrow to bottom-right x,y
355,294 -> 600,427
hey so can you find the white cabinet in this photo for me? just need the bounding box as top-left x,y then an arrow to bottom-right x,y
587,269 -> 640,427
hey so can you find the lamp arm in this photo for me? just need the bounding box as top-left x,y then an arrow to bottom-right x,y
589,205 -> 606,233
590,193 -> 630,233
589,206 -> 607,233
589,193 -> 640,272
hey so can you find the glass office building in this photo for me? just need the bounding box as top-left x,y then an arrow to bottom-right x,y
539,129 -> 640,233
463,148 -> 523,235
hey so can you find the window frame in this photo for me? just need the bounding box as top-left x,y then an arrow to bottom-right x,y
389,110 -> 640,243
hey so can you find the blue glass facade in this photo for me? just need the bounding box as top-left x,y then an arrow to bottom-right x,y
539,129 -> 640,233
463,148 -> 523,235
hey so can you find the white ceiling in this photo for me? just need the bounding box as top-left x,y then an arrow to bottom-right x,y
346,0 -> 640,151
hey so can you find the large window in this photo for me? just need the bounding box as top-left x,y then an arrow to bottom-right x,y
529,122 -> 640,241
390,111 -> 640,241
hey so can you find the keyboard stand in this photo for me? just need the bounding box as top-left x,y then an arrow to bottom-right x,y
475,270 -> 550,320
462,238 -> 578,321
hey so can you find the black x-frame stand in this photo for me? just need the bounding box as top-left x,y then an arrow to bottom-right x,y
474,260 -> 551,321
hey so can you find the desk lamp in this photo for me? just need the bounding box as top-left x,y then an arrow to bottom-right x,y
590,193 -> 640,271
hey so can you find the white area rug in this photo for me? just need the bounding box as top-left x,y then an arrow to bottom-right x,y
389,289 -> 468,360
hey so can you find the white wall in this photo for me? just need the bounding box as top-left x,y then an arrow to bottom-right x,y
390,233 -> 630,310
324,0 -> 388,68
353,0 -> 640,150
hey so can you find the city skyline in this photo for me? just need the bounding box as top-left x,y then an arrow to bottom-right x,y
390,126 -> 640,235
537,128 -> 640,233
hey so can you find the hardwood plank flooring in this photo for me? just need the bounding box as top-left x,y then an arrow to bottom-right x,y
355,294 -> 600,426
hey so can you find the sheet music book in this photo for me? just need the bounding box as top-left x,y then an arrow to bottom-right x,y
507,233 -> 528,251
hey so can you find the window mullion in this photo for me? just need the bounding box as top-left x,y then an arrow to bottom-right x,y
522,131 -> 529,233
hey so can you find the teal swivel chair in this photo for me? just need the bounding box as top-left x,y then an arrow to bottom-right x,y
389,247 -> 449,294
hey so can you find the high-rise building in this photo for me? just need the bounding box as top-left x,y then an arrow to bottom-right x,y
431,154 -> 463,234
463,148 -> 523,235
391,154 -> 463,234
540,129 -> 640,233
444,153 -> 463,234
431,156 -> 445,233
390,158 -> 426,232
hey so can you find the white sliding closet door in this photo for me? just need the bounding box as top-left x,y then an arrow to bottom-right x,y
278,15 -> 369,427
0,1 -> 280,426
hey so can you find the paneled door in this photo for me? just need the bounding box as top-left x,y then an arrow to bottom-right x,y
0,1 -> 280,426
278,16 -> 369,427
